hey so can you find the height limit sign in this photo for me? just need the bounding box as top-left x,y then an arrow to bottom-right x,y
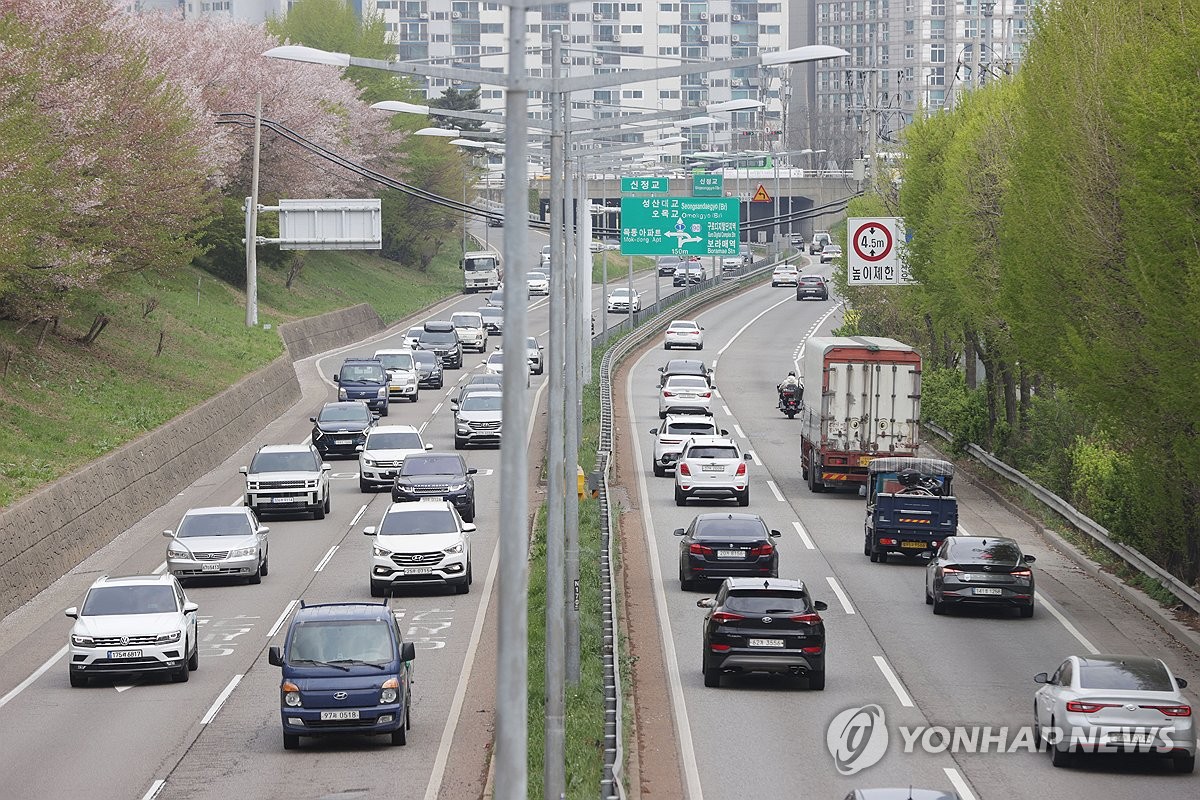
847,217 -> 908,285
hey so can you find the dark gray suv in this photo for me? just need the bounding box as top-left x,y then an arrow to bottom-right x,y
390,452 -> 478,522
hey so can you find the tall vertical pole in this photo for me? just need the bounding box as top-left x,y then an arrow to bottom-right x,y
495,5 -> 529,798
982,2 -> 995,87
579,171 -> 592,386
542,33 -> 566,800
773,156 -> 781,255
564,112 -> 582,685
601,247 -> 608,336
245,92 -> 262,327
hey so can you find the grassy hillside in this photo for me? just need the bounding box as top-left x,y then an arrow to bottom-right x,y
0,249 -> 462,509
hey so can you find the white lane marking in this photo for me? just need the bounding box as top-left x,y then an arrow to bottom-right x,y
733,424 -> 745,439
140,779 -> 166,800
231,495 -> 244,506
794,302 -> 844,373
313,546 -> 338,572
766,480 -> 786,502
114,684 -> 135,693
201,674 -> 243,725
350,504 -> 368,529
423,374 -> 550,800
433,402 -> 443,415
153,562 -> 167,575
711,358 -> 719,370
873,655 -> 915,707
0,646 -> 67,709
825,577 -> 856,615
268,600 -> 299,638
747,450 -> 761,466
792,521 -> 815,550
713,294 -> 793,365
721,405 -> 731,416
944,768 -> 977,800
626,360 -> 705,800
1035,592 -> 1099,654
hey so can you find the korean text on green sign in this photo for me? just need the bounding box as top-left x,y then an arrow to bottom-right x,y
620,176 -> 669,193
692,173 -> 724,197
619,197 -> 739,256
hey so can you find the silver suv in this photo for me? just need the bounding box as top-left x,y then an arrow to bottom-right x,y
454,390 -> 503,449
673,436 -> 753,507
241,444 -> 332,520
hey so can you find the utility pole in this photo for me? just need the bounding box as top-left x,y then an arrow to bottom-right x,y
564,133 -> 581,685
982,1 -> 997,86
244,92 -> 262,327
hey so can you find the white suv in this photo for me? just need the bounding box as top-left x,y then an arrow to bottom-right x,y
373,348 -> 420,403
163,506 -> 269,585
241,444 -> 331,520
649,415 -> 727,477
674,436 -> 752,507
450,311 -> 488,352
358,424 -> 433,492
658,374 -> 713,418
65,574 -> 199,686
364,499 -> 475,596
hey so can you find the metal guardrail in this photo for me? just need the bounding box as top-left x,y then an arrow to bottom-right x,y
597,252 -> 793,798
926,423 -> 1200,615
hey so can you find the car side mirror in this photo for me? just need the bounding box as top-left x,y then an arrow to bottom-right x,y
1023,555 -> 1037,563
65,607 -> 78,619
1178,678 -> 1189,688
696,598 -> 715,608
743,453 -> 752,461
859,485 -> 867,497
239,466 -> 248,475
321,464 -> 332,472
259,526 -> 270,534
673,528 -> 686,536
467,468 -> 478,475
309,416 -> 317,423
425,444 -> 434,451
355,445 -> 364,452
401,641 -> 416,662
363,526 -> 377,536
162,530 -> 174,538
720,429 -> 728,436
813,600 -> 829,612
769,530 -> 781,538
183,601 -> 199,614
648,429 -> 658,436
657,366 -> 665,372
1033,672 -> 1049,684
450,399 -> 458,408
268,646 -> 283,667
463,523 -> 477,533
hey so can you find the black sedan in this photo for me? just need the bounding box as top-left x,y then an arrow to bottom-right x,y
698,577 -> 828,689
796,275 -> 829,301
412,349 -> 444,389
676,512 -> 780,590
925,535 -> 1036,617
310,401 -> 374,459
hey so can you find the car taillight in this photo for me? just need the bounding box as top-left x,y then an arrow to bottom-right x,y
710,643 -> 731,652
679,463 -> 691,476
1011,568 -> 1032,577
663,391 -> 674,397
748,542 -> 774,557
1142,705 -> 1192,717
711,612 -> 745,624
801,646 -> 824,654
1066,701 -> 1119,713
941,566 -> 961,574
789,613 -> 823,624
735,463 -> 747,476
701,392 -> 711,398
689,543 -> 714,556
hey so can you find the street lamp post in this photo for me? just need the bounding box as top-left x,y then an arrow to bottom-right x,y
982,1 -> 997,86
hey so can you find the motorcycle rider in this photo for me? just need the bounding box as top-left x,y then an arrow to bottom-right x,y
777,371 -> 802,406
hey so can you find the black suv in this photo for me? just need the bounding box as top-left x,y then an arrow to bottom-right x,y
658,358 -> 711,388
332,358 -> 389,416
412,349 -> 444,389
417,321 -> 463,369
697,577 -> 828,690
310,401 -> 375,459
391,452 -> 478,522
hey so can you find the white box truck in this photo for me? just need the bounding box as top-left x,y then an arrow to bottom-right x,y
462,250 -> 502,293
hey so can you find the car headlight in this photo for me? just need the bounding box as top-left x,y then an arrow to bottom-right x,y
443,541 -> 464,555
457,425 -> 469,435
376,388 -> 387,398
380,677 -> 399,703
167,548 -> 188,559
363,458 -> 376,467
446,482 -> 467,492
305,479 -> 318,488
156,630 -> 183,644
71,634 -> 95,647
373,545 -> 392,557
283,681 -> 302,707
230,546 -> 257,558
338,388 -> 348,400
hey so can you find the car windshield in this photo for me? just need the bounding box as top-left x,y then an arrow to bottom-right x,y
487,354 -> 504,366
528,272 -> 547,281
82,585 -> 178,616
407,327 -> 423,338
667,377 -> 709,390
669,323 -> 698,332
611,289 -> 631,298
420,331 -> 456,345
694,518 -> 767,539
412,351 -> 436,367
250,451 -> 318,473
666,421 -> 716,435
800,277 -> 823,285
1078,660 -> 1173,691
468,376 -> 502,386
366,432 -> 423,450
287,620 -> 394,664
339,364 -> 385,382
451,315 -> 480,329
380,509 -> 457,535
462,394 -> 503,411
177,512 -> 252,538
319,406 -> 370,424
401,456 -> 462,477
687,446 -> 738,459
723,590 -> 808,614
527,338 -> 539,349
480,308 -> 502,320
375,353 -> 414,371
464,257 -> 497,272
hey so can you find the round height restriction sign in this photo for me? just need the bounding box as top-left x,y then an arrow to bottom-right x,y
852,221 -> 893,263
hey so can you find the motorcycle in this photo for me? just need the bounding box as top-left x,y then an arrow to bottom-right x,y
778,387 -> 801,419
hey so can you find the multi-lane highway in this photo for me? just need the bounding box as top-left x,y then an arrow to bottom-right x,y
0,228 -> 712,800
622,264 -> 1200,798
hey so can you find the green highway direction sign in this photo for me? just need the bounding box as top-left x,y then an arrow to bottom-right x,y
692,173 -> 724,197
620,176 -> 669,193
620,197 -> 739,256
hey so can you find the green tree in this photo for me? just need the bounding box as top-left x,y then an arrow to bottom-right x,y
430,86 -> 485,131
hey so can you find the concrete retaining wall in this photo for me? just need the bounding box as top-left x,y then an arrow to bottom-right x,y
0,303 -> 386,621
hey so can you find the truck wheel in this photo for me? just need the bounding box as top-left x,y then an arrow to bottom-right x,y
877,549 -> 889,564
864,534 -> 872,557
869,549 -> 879,563
283,733 -> 300,750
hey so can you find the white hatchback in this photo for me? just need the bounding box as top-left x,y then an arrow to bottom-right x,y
658,374 -> 713,418
66,574 -> 199,686
664,320 -> 704,351
673,436 -> 752,507
365,499 -> 475,596
358,424 -> 433,492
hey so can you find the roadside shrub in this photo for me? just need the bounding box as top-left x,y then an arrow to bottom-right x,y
921,367 -> 986,454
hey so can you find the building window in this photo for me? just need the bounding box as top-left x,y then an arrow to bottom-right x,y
659,25 -> 679,33
904,19 -> 914,35
930,19 -> 945,39
930,44 -> 944,63
620,25 -> 643,33
904,43 -> 914,59
621,89 -> 644,98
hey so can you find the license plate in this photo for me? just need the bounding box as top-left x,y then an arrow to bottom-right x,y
201,563 -> 220,572
701,464 -> 725,472
107,650 -> 143,659
335,439 -> 353,445
397,567 -> 433,575
319,710 -> 360,721
748,638 -> 784,648
271,497 -> 297,504
900,541 -> 927,549
717,550 -> 743,559
973,587 -> 1003,596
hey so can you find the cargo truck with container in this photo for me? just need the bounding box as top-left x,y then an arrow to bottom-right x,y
862,457 -> 958,563
799,336 -> 922,493
461,250 -> 502,293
